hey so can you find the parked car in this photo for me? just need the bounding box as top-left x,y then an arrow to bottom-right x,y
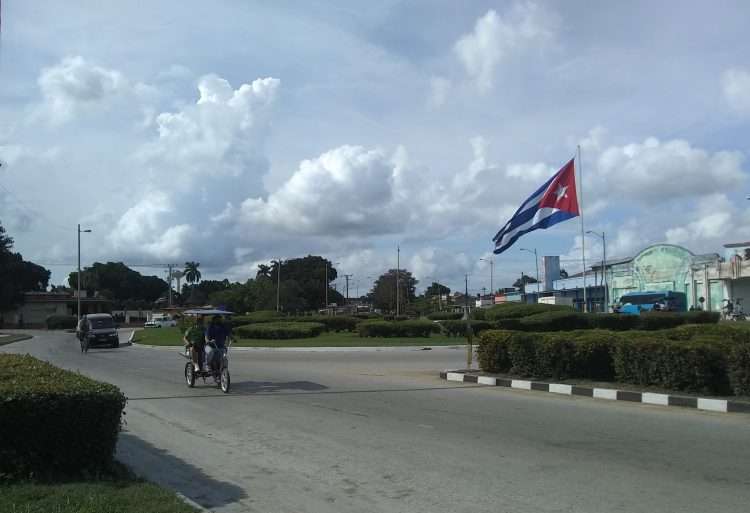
79,313 -> 120,349
144,313 -> 178,328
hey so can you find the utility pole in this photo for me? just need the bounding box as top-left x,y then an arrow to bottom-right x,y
77,224 -> 91,319
167,264 -> 173,308
465,274 -> 472,368
275,259 -> 281,312
344,274 -> 352,306
396,245 -> 400,316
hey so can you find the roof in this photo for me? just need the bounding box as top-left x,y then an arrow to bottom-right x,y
724,242 -> 750,248
85,313 -> 113,319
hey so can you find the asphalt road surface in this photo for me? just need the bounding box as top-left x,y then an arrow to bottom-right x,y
4,331 -> 750,513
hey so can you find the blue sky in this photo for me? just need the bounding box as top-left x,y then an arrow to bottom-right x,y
1,1 -> 750,295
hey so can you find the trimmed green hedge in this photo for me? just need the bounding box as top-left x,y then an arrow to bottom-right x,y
477,326 -> 750,395
45,315 -> 78,330
613,335 -> 730,394
353,312 -> 381,320
427,312 -> 463,321
0,354 -> 127,480
232,310 -> 284,325
358,320 -> 440,338
299,316 -> 359,332
382,315 -> 410,321
440,320 -> 494,337
519,311 -> 590,332
234,322 -> 325,339
486,303 -> 573,321
730,344 -> 750,395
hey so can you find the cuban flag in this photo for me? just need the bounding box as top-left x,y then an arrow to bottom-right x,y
493,158 -> 579,255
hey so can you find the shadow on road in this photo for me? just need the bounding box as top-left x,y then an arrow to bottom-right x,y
232,379 -> 328,393
127,383 -> 477,402
118,432 -> 247,510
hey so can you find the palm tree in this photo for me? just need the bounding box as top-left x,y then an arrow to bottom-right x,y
184,261 -> 201,284
256,264 -> 271,279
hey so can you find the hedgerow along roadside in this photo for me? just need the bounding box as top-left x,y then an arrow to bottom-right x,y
0,354 -> 127,480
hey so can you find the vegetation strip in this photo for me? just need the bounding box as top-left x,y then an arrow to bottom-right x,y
439,371 -> 750,414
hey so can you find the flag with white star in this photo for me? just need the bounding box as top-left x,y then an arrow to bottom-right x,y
492,158 -> 579,255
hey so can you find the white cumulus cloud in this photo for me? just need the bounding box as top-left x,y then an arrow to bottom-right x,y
454,3 -> 556,92
110,73 -> 280,263
722,67 -> 750,115
240,145 -> 407,237
38,56 -> 127,124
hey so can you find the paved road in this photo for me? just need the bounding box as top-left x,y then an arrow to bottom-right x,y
4,331 -> 750,513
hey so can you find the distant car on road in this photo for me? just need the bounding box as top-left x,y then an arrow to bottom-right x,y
144,313 -> 178,328
78,313 -> 120,350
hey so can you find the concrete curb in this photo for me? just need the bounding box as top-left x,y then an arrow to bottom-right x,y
440,371 -> 750,415
175,492 -> 213,513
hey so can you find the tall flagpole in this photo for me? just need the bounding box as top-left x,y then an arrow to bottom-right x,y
577,145 -> 587,313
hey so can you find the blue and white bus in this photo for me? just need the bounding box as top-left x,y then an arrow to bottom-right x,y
617,290 -> 687,315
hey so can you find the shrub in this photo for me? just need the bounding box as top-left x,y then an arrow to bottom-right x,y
471,308 -> 487,321
729,344 -> 750,396
0,354 -> 127,480
353,312 -> 381,320
476,330 -> 514,373
440,320 -> 494,337
569,331 -> 619,380
234,322 -> 325,339
233,310 -> 284,325
45,314 -> 78,330
493,318 -> 524,331
427,312 -> 463,321
587,314 -> 639,331
486,302 -> 573,321
301,316 -> 359,332
636,312 -> 687,330
358,320 -> 439,338
519,311 -> 590,332
382,315 -> 410,321
613,335 -> 730,394
681,310 -> 721,325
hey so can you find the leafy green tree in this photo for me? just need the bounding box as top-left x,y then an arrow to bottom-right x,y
425,282 -> 450,297
0,221 -> 51,310
370,269 -> 417,313
68,262 -> 167,306
513,274 -> 538,292
267,255 -> 342,310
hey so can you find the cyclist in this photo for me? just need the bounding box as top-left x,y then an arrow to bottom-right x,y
205,315 -> 230,373
183,315 -> 206,372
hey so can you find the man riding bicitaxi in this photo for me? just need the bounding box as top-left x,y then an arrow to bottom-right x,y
205,314 -> 231,373
183,315 -> 206,372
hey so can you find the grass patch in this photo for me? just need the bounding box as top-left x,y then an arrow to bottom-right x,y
0,333 -> 32,346
0,479 -> 197,513
133,327 -> 462,347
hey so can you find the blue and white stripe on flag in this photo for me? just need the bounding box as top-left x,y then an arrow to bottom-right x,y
492,159 -> 579,255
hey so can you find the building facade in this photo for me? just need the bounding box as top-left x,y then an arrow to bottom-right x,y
526,243 -> 750,313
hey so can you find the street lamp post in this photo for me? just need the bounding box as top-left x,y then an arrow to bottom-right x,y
587,230 -> 608,312
520,248 -> 540,299
479,256 -> 494,297
77,224 -> 92,319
